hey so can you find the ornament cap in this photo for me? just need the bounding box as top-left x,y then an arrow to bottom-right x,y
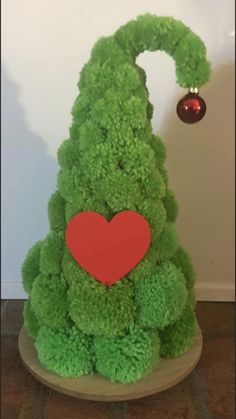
189,87 -> 199,94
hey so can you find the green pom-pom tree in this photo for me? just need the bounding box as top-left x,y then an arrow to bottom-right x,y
22,14 -> 211,383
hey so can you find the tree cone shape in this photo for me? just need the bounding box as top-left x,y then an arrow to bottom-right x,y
22,14 -> 211,384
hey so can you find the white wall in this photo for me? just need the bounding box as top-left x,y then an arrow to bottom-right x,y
1,0 -> 235,300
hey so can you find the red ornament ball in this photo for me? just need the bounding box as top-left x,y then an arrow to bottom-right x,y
176,92 -> 206,124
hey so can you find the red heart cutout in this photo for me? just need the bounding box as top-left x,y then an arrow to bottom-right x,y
65,210 -> 151,286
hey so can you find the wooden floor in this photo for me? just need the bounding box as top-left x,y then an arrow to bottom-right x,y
1,300 -> 234,419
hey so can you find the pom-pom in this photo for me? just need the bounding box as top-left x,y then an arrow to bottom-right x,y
36,325 -> 94,377
22,241 -> 42,294
160,303 -> 197,357
23,299 -> 40,339
39,231 -> 64,275
68,277 -> 135,337
135,261 -> 187,328
94,326 -> 160,383
31,274 -> 70,328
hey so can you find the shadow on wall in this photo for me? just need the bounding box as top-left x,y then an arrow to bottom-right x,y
1,65 -> 58,287
160,62 -> 235,285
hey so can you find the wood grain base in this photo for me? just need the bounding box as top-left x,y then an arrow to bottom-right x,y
18,325 -> 202,401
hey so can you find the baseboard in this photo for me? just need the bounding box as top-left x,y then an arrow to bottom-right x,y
1,281 -> 28,299
195,282 -> 235,302
1,280 -> 235,302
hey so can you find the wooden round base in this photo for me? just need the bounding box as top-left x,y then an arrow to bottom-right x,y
18,325 -> 202,402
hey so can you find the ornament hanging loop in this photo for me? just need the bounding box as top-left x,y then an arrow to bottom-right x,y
189,87 -> 199,94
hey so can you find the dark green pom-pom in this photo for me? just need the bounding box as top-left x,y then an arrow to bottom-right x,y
23,299 -> 40,339
22,241 -> 42,294
48,191 -> 66,232
163,189 -> 179,222
160,303 -> 197,357
135,261 -> 187,328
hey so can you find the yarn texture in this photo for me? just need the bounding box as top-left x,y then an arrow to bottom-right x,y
22,14 -> 211,383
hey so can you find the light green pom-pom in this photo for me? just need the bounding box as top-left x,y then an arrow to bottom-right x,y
31,274 -> 70,329
135,261 -> 187,328
57,139 -> 80,169
35,325 -> 94,377
68,277 -> 135,337
95,171 -> 141,212
94,326 -> 160,383
128,248 -> 156,282
78,120 -> 104,152
153,223 -> 179,262
138,198 -> 167,237
149,135 -> 167,165
57,167 -> 89,204
39,231 -> 64,275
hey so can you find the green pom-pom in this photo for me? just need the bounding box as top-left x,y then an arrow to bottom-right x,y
35,325 -> 93,377
123,96 -> 147,129
115,63 -> 141,91
39,231 -> 64,275
48,191 -> 66,232
68,122 -> 79,141
138,198 -> 167,237
146,101 -> 154,119
153,223 -> 179,262
160,303 -> 197,358
71,93 -> 90,126
68,277 -> 135,337
158,165 -> 169,187
91,90 -> 146,131
106,122 -> 135,149
79,62 -> 141,100
94,326 -> 160,383
22,241 -> 42,294
95,171 -> 141,212
31,274 -> 70,328
90,37 -> 129,66
121,141 -> 155,182
65,198 -> 111,222
23,299 -> 40,339
143,168 -> 166,199
57,139 -> 80,169
135,261 -> 187,328
171,246 -> 196,289
78,121 -> 104,152
81,143 -> 117,184
129,248 -> 156,282
163,189 -> 179,222
62,248 -> 90,285
66,198 -> 112,222
175,31 -> 211,87
137,121 -> 152,141
149,135 -> 167,165
57,167 -> 89,204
